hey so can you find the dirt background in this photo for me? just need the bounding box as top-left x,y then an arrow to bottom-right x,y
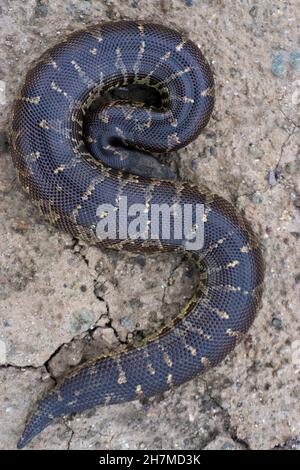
0,0 -> 299,450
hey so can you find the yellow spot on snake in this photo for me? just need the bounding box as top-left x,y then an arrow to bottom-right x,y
117,372 -> 127,385
227,260 -> 240,268
53,165 -> 66,174
167,133 -> 181,149
201,87 -> 215,97
218,311 -> 230,320
176,39 -> 186,52
226,328 -> 242,338
167,373 -> 173,384
89,365 -> 98,375
182,96 -> 194,103
101,115 -> 109,124
147,363 -> 156,375
20,96 -> 40,105
68,400 -> 77,406
163,351 -> 173,368
136,384 -> 142,394
39,119 -> 49,129
200,357 -> 210,367
51,81 -> 62,93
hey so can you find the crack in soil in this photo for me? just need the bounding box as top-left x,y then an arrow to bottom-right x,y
200,377 -> 250,449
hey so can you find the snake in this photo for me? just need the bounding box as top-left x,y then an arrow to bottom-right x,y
9,20 -> 265,449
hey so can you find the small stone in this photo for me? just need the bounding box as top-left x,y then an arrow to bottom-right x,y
94,281 -> 108,298
120,315 -> 135,331
135,254 -> 145,268
290,191 -> 297,202
70,309 -> 95,332
292,194 -> 300,209
290,50 -> 300,70
222,441 -> 235,450
35,0 -> 49,17
191,159 -> 198,170
271,51 -> 286,78
185,0 -> 193,6
248,143 -> 264,159
290,232 -> 300,240
199,146 -> 215,159
249,5 -> 258,17
272,317 -> 282,330
93,327 -> 118,347
268,170 -> 277,186
250,192 -> 263,204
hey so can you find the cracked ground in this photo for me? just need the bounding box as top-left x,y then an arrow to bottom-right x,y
1,0 -> 300,450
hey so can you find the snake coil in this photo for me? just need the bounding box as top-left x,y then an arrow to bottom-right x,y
9,21 -> 264,448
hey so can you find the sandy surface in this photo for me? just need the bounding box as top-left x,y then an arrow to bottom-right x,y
0,0 -> 299,450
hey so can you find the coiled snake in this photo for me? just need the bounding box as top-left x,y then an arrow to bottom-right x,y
9,21 -> 265,448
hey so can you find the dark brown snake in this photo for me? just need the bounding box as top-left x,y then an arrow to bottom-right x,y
9,21 -> 265,449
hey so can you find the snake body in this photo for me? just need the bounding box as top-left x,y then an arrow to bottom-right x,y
9,21 -> 264,448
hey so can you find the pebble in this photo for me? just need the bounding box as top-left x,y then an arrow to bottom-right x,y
135,254 -> 146,268
185,0 -> 193,6
249,5 -> 258,18
250,192 -> 263,204
198,146 -> 216,159
271,51 -> 286,78
93,327 -> 118,346
268,170 -> 278,186
248,143 -> 264,159
120,315 -> 135,331
70,309 -> 95,332
272,317 -> 282,330
35,0 -> 49,17
222,442 -> 235,450
66,0 -> 91,18
290,50 -> 300,70
292,194 -> 300,209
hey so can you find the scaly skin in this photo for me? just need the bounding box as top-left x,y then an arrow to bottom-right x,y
9,21 -> 265,448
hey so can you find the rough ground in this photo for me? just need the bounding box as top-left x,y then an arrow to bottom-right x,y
0,0 -> 299,450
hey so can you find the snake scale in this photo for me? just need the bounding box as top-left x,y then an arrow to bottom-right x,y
9,21 -> 265,448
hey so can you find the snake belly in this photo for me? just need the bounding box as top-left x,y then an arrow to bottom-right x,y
9,21 -> 265,449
